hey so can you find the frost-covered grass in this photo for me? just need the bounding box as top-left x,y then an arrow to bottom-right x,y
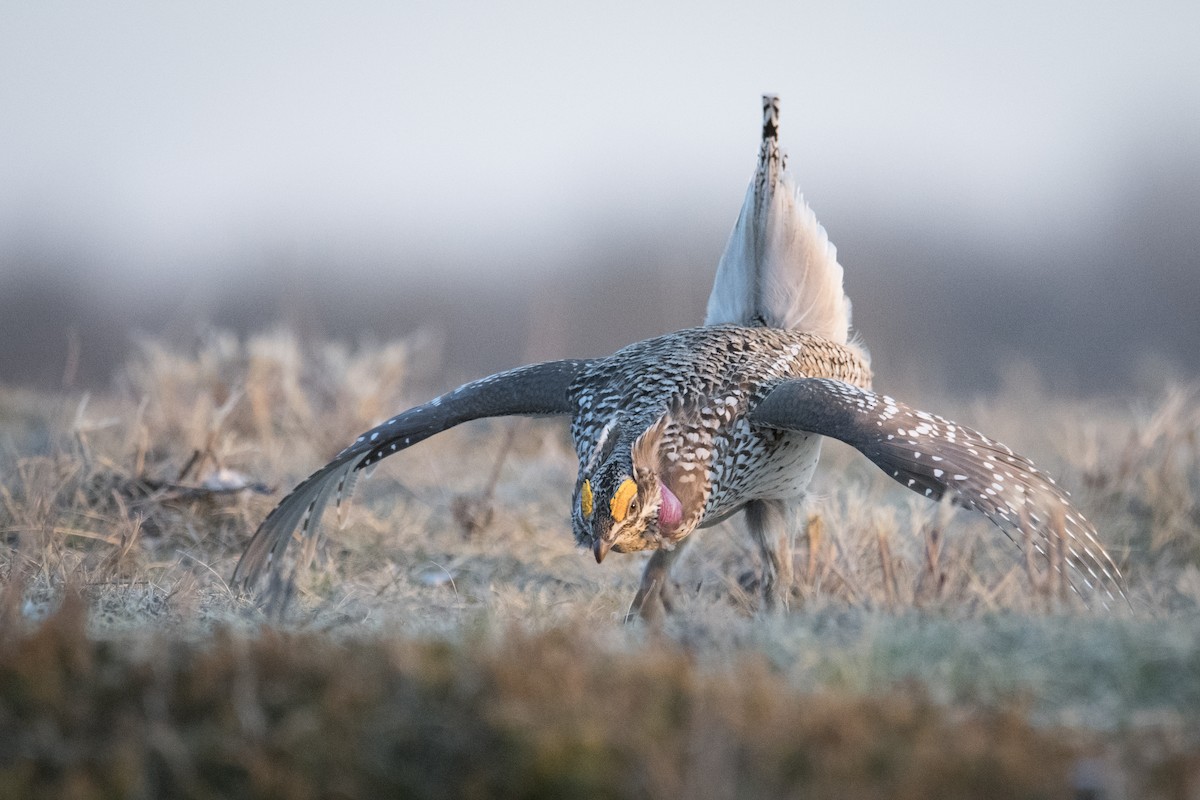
2,328 -> 1199,797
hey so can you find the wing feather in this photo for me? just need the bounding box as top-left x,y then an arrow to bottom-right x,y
232,359 -> 590,602
750,377 -> 1127,606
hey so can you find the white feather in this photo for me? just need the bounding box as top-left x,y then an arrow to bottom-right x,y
706,94 -> 853,344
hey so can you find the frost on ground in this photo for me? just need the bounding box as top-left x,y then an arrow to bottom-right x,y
1,328 -> 1199,797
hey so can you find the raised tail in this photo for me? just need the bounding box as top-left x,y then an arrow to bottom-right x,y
706,94 -> 854,345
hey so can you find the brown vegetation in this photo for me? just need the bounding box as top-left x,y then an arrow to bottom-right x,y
2,329 -> 1199,797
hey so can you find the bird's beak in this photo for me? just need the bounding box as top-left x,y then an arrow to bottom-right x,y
593,537 -> 612,564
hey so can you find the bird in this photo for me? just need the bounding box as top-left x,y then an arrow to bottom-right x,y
233,95 -> 1125,617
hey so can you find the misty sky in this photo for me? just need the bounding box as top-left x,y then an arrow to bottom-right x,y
2,1 -> 1197,286
1,2 -> 1199,394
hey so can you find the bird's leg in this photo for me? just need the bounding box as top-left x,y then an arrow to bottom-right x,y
745,499 -> 796,611
625,537 -> 693,624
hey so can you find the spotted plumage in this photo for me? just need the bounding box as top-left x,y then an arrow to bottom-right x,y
750,379 -> 1123,602
571,328 -> 868,502
232,94 -> 1126,616
565,326 -> 870,562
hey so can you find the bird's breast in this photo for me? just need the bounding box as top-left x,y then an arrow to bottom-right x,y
701,422 -> 822,517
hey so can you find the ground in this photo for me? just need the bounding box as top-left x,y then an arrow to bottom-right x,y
1,328 -> 1198,798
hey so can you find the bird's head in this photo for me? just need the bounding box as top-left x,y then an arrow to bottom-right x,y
572,413 -> 696,563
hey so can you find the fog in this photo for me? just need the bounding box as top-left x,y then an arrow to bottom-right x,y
2,1 -> 1198,394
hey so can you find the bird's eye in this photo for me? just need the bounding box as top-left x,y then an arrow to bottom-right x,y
610,478 -> 638,522
580,479 -> 594,518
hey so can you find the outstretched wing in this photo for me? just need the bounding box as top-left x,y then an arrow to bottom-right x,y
706,94 -> 853,344
233,359 -> 590,598
750,377 -> 1126,605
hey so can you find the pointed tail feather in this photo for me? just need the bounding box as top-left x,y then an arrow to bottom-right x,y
706,94 -> 853,344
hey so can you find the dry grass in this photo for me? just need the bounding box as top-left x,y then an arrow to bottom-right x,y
2,328 -> 1200,797
0,592 -> 1115,800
